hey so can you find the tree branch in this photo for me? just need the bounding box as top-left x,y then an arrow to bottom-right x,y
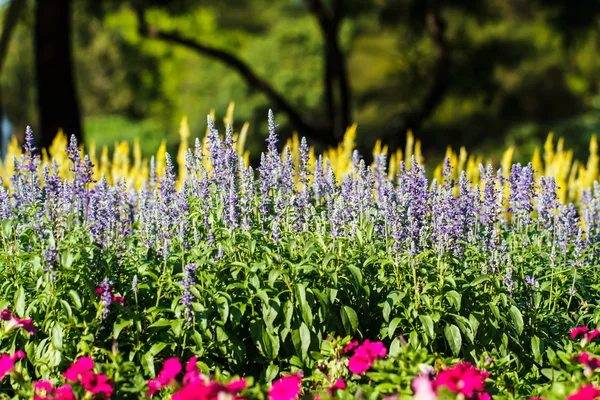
305,0 -> 352,139
135,5 -> 335,145
396,0 -> 450,146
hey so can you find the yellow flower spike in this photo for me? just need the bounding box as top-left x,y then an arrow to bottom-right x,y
100,145 -> 111,184
501,146 -> 514,179
177,116 -> 191,189
237,122 -> 250,158
155,140 -> 167,179
414,139 -> 424,166
223,101 -> 235,128
405,130 -> 414,166
585,135 -> 598,188
457,147 -> 468,176
531,148 -> 543,182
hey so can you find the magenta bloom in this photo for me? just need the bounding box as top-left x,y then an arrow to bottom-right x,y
147,357 -> 182,397
327,379 -> 346,395
1,308 -> 37,335
269,373 -> 302,400
348,339 -> 387,375
575,352 -> 600,369
63,357 -> 94,382
183,356 -> 201,384
571,327 -> 600,347
572,326 -> 590,339
433,362 -> 489,397
81,372 -> 113,398
567,385 -> 600,400
34,381 -> 76,400
0,350 -> 24,380
343,340 -> 359,353
172,378 -> 246,400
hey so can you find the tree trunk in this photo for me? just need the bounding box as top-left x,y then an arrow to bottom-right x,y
35,0 -> 83,149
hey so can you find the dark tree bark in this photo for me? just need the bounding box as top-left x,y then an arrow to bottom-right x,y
135,4 -> 337,146
35,0 -> 83,149
305,0 -> 352,140
392,0 -> 450,149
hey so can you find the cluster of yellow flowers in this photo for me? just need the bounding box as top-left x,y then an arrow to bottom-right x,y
0,103 -> 597,204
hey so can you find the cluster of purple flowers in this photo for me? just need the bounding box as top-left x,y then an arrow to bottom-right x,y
1,112 -> 598,311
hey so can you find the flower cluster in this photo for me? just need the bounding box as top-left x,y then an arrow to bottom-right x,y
148,356 -> 247,400
62,357 -> 113,398
345,339 -> 387,375
413,362 -> 490,400
1,308 -> 37,335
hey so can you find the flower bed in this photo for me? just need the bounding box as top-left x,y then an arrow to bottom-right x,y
1,113 -> 600,398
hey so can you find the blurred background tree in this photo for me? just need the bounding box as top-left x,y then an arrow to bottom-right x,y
1,0 -> 600,163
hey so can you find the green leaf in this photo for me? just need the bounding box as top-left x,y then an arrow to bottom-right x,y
341,306 -> 359,334
68,290 -> 82,309
52,325 -> 63,351
14,286 -> 25,316
419,315 -> 435,340
388,317 -> 401,339
299,322 -> 311,357
2,219 -> 13,238
444,324 -> 462,356
113,319 -> 133,340
532,335 -> 543,362
509,305 -> 524,335
216,296 -> 229,323
264,364 -> 279,383
470,275 -> 491,286
445,291 -> 461,311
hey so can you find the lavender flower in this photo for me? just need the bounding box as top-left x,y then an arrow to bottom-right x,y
180,263 -> 197,323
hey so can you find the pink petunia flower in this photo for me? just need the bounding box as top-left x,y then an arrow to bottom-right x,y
80,372 -> 113,398
269,373 -> 303,400
147,357 -> 182,397
571,327 -> 600,347
63,357 -> 94,382
343,340 -> 359,353
327,379 -> 346,395
412,374 -> 436,400
34,381 -> 76,400
1,308 -> 37,335
172,377 -> 247,400
0,350 -> 24,380
183,356 -> 201,384
572,327 -> 590,339
348,339 -> 387,375
433,362 -> 489,398
567,385 -> 600,400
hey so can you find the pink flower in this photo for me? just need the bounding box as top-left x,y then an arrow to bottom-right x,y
147,357 -> 182,397
412,374 -> 436,400
348,339 -> 387,375
1,308 -> 37,335
327,379 -> 346,395
477,394 -> 491,400
34,382 -> 75,400
567,385 -> 600,400
575,352 -> 600,377
81,372 -> 113,398
63,357 -> 94,382
572,327 -> 590,339
269,373 -> 303,400
433,362 -> 489,397
343,340 -> 359,353
0,350 -> 24,380
172,378 -> 247,400
111,296 -> 127,307
183,356 -> 201,384
571,327 -> 600,347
